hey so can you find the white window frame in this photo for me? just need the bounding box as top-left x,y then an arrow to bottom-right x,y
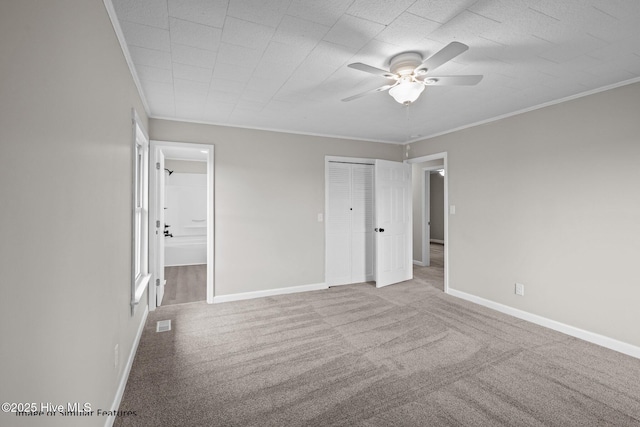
131,110 -> 150,311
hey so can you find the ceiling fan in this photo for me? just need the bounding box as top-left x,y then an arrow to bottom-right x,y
342,41 -> 483,105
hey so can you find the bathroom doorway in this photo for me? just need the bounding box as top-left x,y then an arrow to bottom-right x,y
162,157 -> 207,305
149,141 -> 214,310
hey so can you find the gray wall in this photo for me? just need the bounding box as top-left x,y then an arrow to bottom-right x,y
0,1 -> 148,425
430,172 -> 445,241
150,119 -> 403,296
408,82 -> 640,348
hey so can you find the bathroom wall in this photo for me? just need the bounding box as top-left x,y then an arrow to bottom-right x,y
164,170 -> 207,238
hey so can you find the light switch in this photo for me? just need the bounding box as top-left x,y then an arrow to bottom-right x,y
449,205 -> 456,215
317,213 -> 323,222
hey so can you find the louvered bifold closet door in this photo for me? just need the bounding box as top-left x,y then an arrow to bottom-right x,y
326,163 -> 352,285
350,164 -> 374,282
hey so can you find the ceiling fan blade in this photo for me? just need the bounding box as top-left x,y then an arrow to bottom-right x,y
341,83 -> 397,102
415,41 -> 469,74
421,75 -> 483,86
348,63 -> 396,79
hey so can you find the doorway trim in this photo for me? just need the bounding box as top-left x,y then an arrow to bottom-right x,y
405,152 -> 449,293
149,140 -> 215,310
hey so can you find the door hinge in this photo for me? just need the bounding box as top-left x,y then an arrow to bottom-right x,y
156,220 -> 161,228
155,279 -> 160,287
156,162 -> 160,170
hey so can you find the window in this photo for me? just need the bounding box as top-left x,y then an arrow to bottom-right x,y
132,111 -> 150,310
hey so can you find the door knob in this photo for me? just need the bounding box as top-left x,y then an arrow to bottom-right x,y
375,228 -> 385,232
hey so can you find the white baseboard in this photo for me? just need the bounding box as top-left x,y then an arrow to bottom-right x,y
447,289 -> 640,360
105,305 -> 149,427
213,282 -> 328,304
430,239 -> 445,244
413,260 -> 425,266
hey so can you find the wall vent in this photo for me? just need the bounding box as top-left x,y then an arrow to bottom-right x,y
156,320 -> 171,332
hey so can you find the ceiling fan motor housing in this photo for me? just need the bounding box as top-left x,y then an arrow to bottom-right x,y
389,52 -> 423,76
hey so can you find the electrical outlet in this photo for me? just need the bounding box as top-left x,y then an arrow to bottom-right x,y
114,344 -> 119,369
515,283 -> 525,296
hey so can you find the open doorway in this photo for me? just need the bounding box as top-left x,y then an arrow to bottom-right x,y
149,141 -> 214,310
417,168 -> 445,291
407,153 -> 448,293
162,157 -> 207,305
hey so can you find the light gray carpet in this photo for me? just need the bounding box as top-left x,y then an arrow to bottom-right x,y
116,269 -> 640,426
414,243 -> 445,292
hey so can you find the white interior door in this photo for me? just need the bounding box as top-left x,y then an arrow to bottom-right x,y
325,161 -> 374,286
155,150 -> 166,306
351,164 -> 374,282
375,160 -> 412,287
326,163 -> 352,285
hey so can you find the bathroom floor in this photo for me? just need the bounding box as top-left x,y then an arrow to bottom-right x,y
162,264 -> 206,306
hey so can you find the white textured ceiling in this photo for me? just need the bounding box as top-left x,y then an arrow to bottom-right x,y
110,0 -> 640,143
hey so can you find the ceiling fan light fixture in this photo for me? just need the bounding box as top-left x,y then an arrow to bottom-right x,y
389,80 -> 425,105
343,42 -> 481,105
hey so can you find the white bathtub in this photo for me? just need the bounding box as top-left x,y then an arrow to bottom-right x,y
165,235 -> 207,266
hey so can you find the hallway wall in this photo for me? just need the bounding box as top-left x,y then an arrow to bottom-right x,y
430,172 -> 445,241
